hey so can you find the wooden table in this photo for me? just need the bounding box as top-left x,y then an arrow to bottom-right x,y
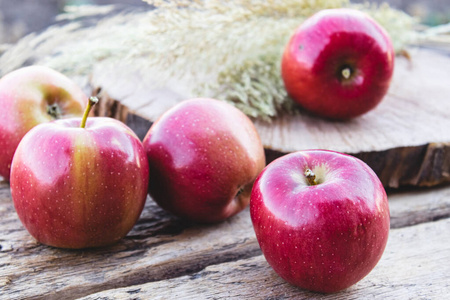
1,181 -> 450,299
1,5 -> 450,299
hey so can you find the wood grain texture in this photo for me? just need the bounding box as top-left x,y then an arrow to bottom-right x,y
0,183 -> 258,300
259,48 -> 450,188
266,142 -> 450,188
1,181 -> 450,299
352,143 -> 450,188
388,185 -> 450,228
88,47 -> 450,154
78,218 -> 450,299
255,47 -> 450,153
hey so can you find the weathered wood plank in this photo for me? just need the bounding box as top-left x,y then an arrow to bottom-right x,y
1,180 -> 450,299
389,185 -> 450,228
0,182 -> 258,300
77,218 -> 450,299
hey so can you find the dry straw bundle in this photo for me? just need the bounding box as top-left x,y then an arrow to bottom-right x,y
37,1 -> 422,120
140,0 -> 417,120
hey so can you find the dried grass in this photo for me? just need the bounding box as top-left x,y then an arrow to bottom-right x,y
43,0 -> 420,120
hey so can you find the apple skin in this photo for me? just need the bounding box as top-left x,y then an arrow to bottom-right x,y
250,150 -> 390,293
143,98 -> 265,223
281,8 -> 395,119
0,66 -> 88,181
10,117 -> 149,249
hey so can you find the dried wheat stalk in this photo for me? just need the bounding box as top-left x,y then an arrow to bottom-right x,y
41,0 -> 419,120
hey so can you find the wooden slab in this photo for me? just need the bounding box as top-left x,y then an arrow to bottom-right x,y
78,218 -> 450,299
94,47 -> 450,156
256,47 -> 450,153
89,49 -> 450,188
0,6 -> 449,188
1,180 -> 450,299
388,185 -> 450,228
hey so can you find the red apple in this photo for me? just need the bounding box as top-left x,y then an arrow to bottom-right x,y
10,97 -> 149,249
143,98 -> 265,223
281,8 -> 395,119
250,150 -> 390,293
0,66 -> 88,181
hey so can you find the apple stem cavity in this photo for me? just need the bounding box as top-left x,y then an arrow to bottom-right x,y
305,168 -> 317,186
80,97 -> 99,129
236,186 -> 245,197
47,103 -> 62,119
341,67 -> 352,80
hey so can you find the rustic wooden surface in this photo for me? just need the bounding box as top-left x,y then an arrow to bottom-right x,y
1,5 -> 450,300
1,180 -> 450,299
1,5 -> 449,188
79,218 -> 450,300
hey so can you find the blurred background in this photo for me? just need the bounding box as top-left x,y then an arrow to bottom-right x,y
0,0 -> 146,44
0,0 -> 449,45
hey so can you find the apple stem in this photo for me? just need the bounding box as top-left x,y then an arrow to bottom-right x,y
305,168 -> 317,186
80,97 -> 99,129
341,67 -> 351,80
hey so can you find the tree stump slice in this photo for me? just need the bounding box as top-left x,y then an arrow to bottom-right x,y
87,44 -> 450,189
1,6 -> 449,188
92,48 -> 450,188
